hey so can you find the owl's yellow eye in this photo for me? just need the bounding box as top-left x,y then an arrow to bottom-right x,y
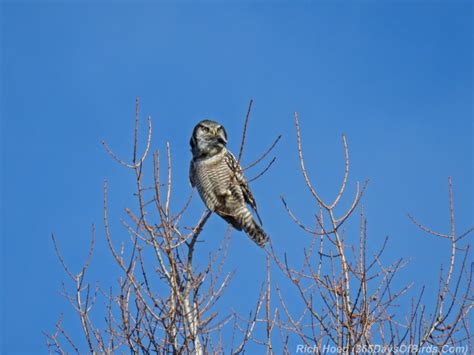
201,126 -> 210,133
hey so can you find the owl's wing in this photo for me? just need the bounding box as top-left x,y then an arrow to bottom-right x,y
189,160 -> 196,187
225,151 -> 263,225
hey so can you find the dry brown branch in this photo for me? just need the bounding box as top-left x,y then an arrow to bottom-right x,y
49,103 -> 472,353
101,108 -> 152,171
408,177 -> 473,349
265,113 -> 472,352
248,157 -> 277,183
243,134 -> 282,171
237,99 -> 281,183
237,99 -> 253,163
48,99 -> 279,353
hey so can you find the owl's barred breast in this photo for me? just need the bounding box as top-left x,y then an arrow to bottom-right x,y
193,149 -> 242,212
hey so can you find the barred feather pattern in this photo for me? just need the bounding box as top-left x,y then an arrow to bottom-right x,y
190,148 -> 269,247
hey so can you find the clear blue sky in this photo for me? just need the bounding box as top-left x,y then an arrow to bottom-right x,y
1,1 -> 472,353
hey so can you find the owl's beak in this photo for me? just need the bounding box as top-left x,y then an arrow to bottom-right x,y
210,127 -> 226,144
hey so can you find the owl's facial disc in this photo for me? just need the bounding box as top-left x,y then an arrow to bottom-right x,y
191,120 -> 228,158
199,122 -> 227,145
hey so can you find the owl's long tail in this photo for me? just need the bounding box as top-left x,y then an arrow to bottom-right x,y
244,219 -> 269,248
218,207 -> 269,247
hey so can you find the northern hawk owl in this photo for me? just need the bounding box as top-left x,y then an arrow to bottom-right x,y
189,120 -> 269,247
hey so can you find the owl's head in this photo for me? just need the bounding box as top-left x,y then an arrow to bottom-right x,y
190,120 -> 228,158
